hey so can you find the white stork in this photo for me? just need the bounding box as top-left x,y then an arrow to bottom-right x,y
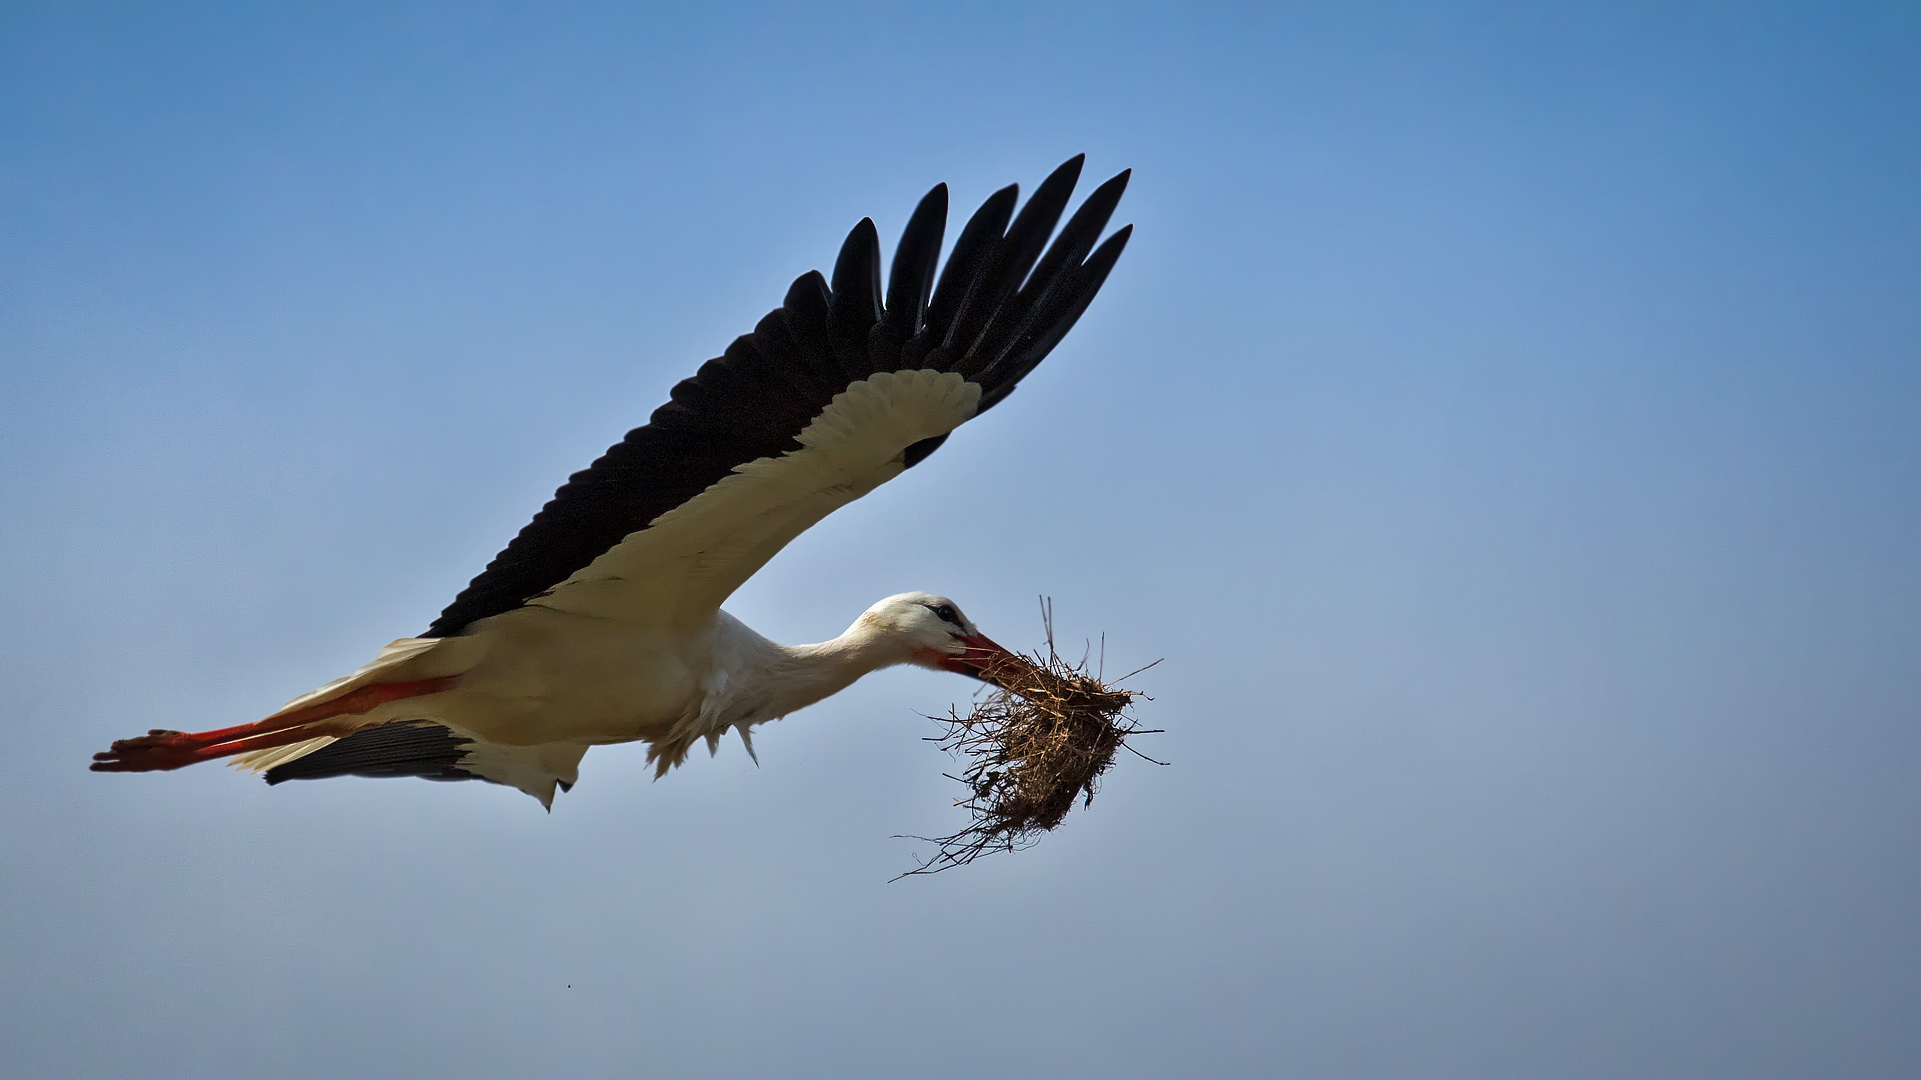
92,156 -> 1131,807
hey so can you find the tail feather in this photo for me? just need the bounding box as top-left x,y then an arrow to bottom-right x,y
263,637 -> 458,720
230,735 -> 339,774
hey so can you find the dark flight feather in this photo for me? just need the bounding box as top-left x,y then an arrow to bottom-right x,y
264,721 -> 481,786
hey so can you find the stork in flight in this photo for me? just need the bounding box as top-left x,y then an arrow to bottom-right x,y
91,156 -> 1131,807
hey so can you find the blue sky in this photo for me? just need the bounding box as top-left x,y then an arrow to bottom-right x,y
4,2 -> 1919,1077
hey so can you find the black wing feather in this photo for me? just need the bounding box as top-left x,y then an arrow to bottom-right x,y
424,159 -> 1131,638
982,168 -> 1131,376
264,721 -> 481,785
926,184 -> 1019,349
881,185 -> 947,341
982,224 -> 1133,412
827,218 -> 884,371
950,155 -> 1084,359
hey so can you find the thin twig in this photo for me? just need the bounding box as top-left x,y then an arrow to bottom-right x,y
894,600 -> 1165,879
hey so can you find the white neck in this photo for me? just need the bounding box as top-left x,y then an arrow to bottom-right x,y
771,625 -> 904,714
729,615 -> 913,724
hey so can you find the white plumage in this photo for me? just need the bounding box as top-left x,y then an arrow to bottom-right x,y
230,591 -> 1009,806
92,158 -> 1132,807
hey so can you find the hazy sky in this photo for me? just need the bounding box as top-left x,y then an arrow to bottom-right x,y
5,3 -> 1919,1077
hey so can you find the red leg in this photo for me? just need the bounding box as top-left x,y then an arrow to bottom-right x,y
90,677 -> 457,773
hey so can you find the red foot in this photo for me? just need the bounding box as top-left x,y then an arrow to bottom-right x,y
90,729 -> 204,772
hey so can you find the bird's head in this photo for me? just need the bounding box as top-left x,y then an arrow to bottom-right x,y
858,592 -> 1040,690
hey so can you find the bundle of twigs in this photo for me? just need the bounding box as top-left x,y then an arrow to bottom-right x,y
899,602 -> 1162,878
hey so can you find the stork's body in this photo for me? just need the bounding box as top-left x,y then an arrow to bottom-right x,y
91,157 -> 1132,806
205,593 -> 1011,805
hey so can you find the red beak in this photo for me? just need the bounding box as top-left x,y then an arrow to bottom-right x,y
939,632 -> 1045,694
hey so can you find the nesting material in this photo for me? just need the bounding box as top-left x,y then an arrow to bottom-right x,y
901,611 -> 1161,878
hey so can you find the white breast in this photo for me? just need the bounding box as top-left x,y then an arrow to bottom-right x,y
430,606 -> 714,746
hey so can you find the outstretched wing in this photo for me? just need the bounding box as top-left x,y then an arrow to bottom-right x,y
426,156 -> 1131,638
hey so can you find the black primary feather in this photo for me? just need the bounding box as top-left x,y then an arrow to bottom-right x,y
880,184 -> 947,342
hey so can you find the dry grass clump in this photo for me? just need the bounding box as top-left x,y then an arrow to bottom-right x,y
899,604 -> 1162,878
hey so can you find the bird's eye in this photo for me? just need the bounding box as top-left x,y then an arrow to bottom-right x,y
931,604 -> 959,624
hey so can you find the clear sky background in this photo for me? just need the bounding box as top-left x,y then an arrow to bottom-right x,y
5,2 -> 1919,1077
